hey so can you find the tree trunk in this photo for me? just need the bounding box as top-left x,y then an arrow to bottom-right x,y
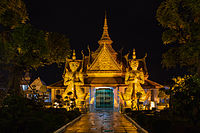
197,62 -> 200,76
8,66 -> 23,96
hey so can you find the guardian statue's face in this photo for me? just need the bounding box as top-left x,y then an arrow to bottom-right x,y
69,61 -> 79,72
130,60 -> 139,71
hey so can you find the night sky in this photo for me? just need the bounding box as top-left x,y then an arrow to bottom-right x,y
24,0 -> 181,85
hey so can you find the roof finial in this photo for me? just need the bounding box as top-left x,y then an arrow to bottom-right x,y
98,11 -> 113,45
104,11 -> 108,28
132,49 -> 136,59
72,49 -> 76,60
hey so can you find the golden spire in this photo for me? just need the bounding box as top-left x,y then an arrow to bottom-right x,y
98,12 -> 113,45
72,49 -> 76,60
132,49 -> 136,59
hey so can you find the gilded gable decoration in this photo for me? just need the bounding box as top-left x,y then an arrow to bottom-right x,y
88,44 -> 121,71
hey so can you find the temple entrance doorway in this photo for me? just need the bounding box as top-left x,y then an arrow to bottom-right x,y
95,88 -> 114,109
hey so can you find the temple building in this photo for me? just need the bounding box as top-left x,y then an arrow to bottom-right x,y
47,14 -> 163,112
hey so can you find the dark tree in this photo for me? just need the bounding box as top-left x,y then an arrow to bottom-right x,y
156,0 -> 200,74
0,0 -> 28,29
0,0 -> 71,95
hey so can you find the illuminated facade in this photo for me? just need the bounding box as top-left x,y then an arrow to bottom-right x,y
48,14 -> 163,111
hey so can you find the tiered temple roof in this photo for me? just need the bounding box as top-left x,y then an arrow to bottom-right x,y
48,13 -> 162,89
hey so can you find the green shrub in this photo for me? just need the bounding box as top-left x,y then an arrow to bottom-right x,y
152,119 -> 172,133
124,108 -> 132,114
0,96 -> 81,133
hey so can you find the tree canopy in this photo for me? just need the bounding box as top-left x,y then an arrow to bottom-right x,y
0,0 -> 71,94
157,0 -> 200,124
156,0 -> 200,74
168,75 -> 200,123
0,0 -> 28,29
0,24 -> 70,69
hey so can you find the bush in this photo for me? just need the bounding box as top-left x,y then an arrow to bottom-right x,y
0,96 -> 81,133
16,116 -> 46,133
124,108 -> 132,114
152,119 -> 172,133
126,109 -> 200,133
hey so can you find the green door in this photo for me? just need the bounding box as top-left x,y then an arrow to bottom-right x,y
95,88 -> 114,109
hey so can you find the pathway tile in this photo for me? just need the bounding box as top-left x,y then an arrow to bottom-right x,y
64,111 -> 139,133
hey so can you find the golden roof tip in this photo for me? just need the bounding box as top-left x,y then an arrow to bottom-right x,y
98,12 -> 113,45
72,49 -> 76,60
132,49 -> 136,59
104,11 -> 107,28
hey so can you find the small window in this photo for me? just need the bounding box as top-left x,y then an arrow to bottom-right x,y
56,90 -> 60,95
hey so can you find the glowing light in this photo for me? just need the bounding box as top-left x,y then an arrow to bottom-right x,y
22,85 -> 28,91
95,87 -> 113,90
151,101 -> 155,109
54,102 -> 59,108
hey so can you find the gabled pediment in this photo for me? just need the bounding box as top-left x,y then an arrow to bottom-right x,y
88,45 -> 121,71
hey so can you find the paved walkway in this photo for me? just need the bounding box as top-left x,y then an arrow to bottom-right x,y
64,111 -> 139,133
